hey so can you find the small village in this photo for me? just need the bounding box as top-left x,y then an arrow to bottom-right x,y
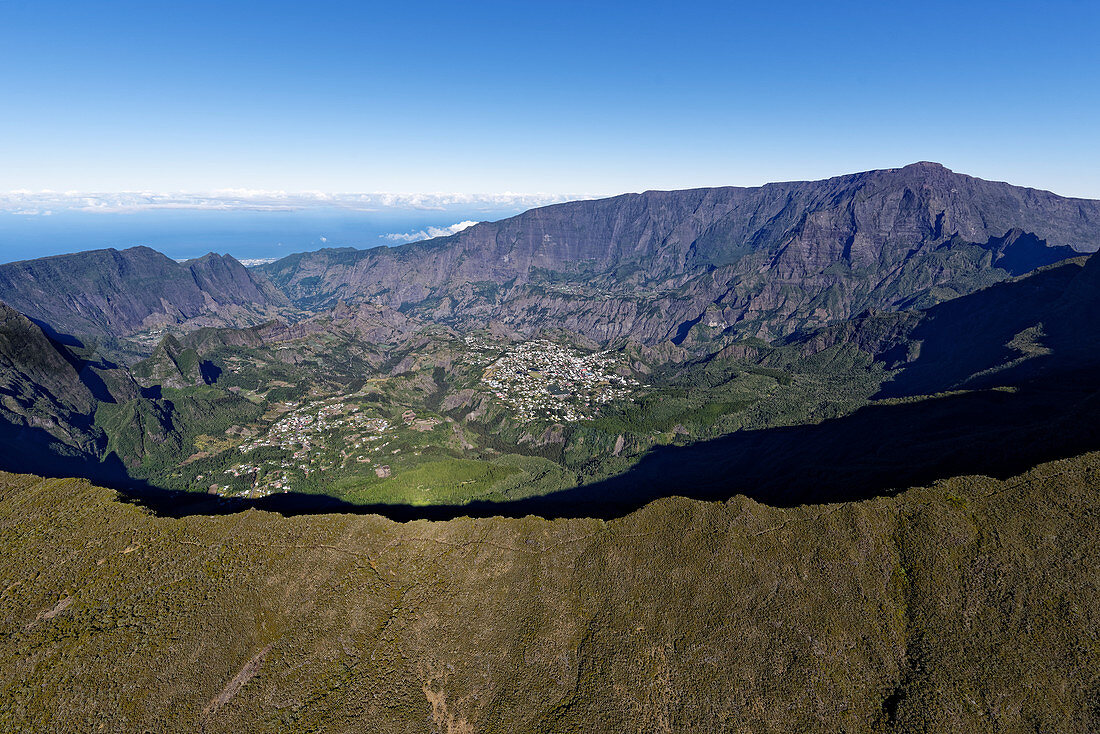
207,397 -> 414,497
478,338 -> 640,422
195,336 -> 641,497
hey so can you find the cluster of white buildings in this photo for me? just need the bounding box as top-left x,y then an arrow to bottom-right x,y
479,339 -> 639,422
216,398 -> 395,496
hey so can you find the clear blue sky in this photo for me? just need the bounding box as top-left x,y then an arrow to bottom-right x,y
1,0 -> 1098,198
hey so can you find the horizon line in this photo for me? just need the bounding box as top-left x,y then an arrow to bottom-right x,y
3,161 -> 1099,217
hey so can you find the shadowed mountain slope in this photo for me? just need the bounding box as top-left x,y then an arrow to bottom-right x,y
0,302 -> 159,483
260,163 -> 1100,343
0,303 -> 101,456
526,255 -> 1100,514
791,254 -> 1100,397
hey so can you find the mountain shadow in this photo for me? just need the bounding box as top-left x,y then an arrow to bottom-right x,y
26,254 -> 1100,522
533,370 -> 1100,516
0,421 -> 136,489
872,255 -> 1100,399
114,366 -> 1100,521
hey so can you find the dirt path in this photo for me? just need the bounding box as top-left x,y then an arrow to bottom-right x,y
202,642 -> 273,718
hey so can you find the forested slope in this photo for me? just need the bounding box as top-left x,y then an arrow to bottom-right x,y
1,451 -> 1097,732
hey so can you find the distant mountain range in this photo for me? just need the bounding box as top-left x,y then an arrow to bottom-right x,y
2,163 -> 1098,354
0,246 -> 288,349
259,162 -> 1099,343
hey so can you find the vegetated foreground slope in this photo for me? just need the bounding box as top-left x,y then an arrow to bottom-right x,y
260,162 -> 1100,343
1,451 -> 1097,732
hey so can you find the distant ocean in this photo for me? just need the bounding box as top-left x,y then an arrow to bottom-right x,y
0,207 -> 526,265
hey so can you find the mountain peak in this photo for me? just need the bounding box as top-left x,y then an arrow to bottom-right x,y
894,161 -> 953,176
187,252 -> 238,264
0,245 -> 288,345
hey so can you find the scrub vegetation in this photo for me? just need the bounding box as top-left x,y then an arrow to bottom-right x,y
1,451 -> 1097,732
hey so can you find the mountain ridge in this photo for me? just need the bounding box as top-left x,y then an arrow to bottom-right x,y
2,449 -> 1097,731
0,246 -> 290,350
259,162 -> 1100,344
3,164 -> 1097,352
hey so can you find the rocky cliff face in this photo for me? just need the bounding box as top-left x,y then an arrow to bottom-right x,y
0,246 -> 289,342
261,163 -> 1100,344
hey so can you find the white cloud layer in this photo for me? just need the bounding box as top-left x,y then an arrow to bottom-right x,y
382,220 -> 479,243
0,190 -> 591,214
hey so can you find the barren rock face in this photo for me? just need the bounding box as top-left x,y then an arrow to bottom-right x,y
261,163 -> 1100,344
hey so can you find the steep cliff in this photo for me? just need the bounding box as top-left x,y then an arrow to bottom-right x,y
0,303 -> 105,465
261,163 -> 1100,343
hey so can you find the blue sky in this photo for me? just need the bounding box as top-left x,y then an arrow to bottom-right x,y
0,0 -> 1098,261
